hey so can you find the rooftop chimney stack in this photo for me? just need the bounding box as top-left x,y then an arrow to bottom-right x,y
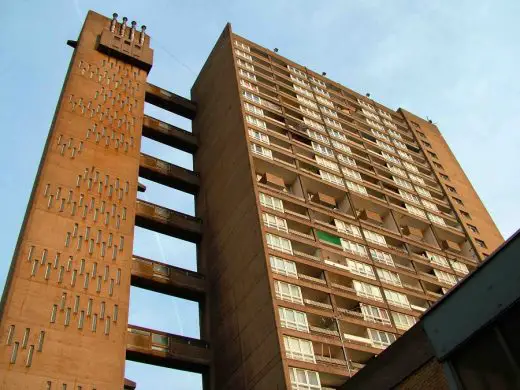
110,13 -> 118,33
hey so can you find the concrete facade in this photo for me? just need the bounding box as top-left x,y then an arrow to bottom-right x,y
0,10 -> 505,390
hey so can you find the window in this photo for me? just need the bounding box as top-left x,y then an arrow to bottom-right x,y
439,173 -> 449,180
316,95 -> 333,107
434,269 -> 457,286
235,49 -> 252,61
331,139 -> 351,153
428,151 -> 438,159
361,304 -> 391,325
450,260 -> 469,275
377,268 -> 401,287
393,176 -> 413,190
346,258 -> 375,279
307,130 -> 330,144
411,121 -> 421,128
311,142 -> 334,157
475,239 -> 487,249
382,152 -> 401,165
270,256 -> 297,278
263,213 -> 288,232
433,161 -> 444,170
415,186 -> 432,198
341,239 -> 368,257
364,230 -> 387,247
393,139 -> 407,150
371,128 -> 390,142
453,197 -> 464,206
428,213 -> 446,226
388,164 -> 406,177
416,130 -> 427,138
422,199 -> 439,212
368,329 -> 397,349
312,86 -> 330,97
342,167 -> 362,181
290,74 -> 310,87
460,210 -> 472,220
376,140 -> 395,153
391,312 -> 417,330
289,368 -> 321,390
248,128 -> 270,144
467,224 -> 479,234
321,106 -> 338,118
234,40 -> 250,51
388,129 -> 402,140
328,128 -> 346,141
358,98 -> 375,112
301,106 -> 321,120
251,143 -> 272,159
244,102 -> 264,116
309,76 -> 326,87
370,249 -> 394,267
379,109 -> 392,120
243,90 -> 261,104
294,84 -> 313,98
338,154 -> 357,167
279,307 -> 309,332
239,68 -> 256,81
287,65 -> 306,77
266,233 -> 293,254
423,141 -> 432,148
315,155 -> 338,171
399,189 -> 420,204
384,289 -> 410,309
324,117 -> 342,129
237,58 -> 254,71
426,251 -> 449,267
240,79 -> 258,92
409,174 -> 425,185
320,170 -> 344,187
397,150 -> 413,161
259,193 -> 283,212
403,161 -> 419,173
296,95 -> 318,109
275,281 -> 303,304
334,219 -> 362,238
284,336 -> 315,362
405,204 -> 427,219
246,115 -> 266,129
383,119 -> 397,130
362,108 -> 380,122
346,180 -> 368,196
353,280 -> 383,301
367,119 -> 384,131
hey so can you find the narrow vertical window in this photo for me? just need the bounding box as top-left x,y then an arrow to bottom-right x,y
21,328 -> 30,348
6,325 -> 15,345
25,345 -> 34,367
10,342 -> 19,364
37,331 -> 45,352
64,308 -> 71,326
50,305 -> 58,323
78,311 -> 85,329
104,316 -> 111,335
73,296 -> 80,313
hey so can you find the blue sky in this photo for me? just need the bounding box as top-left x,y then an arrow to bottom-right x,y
1,0 -> 519,388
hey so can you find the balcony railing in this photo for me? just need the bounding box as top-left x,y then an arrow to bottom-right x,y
315,355 -> 348,366
304,299 -> 333,310
337,307 -> 364,319
294,250 -> 321,262
310,326 -> 340,337
284,209 -> 310,220
343,333 -> 374,348
331,282 -> 356,294
288,228 -> 314,240
299,274 -> 326,285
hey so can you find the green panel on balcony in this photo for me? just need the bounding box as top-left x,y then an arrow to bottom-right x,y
315,230 -> 341,245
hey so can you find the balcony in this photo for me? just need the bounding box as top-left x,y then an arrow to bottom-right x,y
139,153 -> 199,195
131,255 -> 205,302
141,115 -> 197,153
135,199 -> 202,243
126,325 -> 210,373
145,83 -> 196,120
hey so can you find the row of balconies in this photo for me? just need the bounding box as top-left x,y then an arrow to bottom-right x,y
256,176 -> 475,269
253,156 -> 470,257
234,46 -> 414,142
237,59 -> 418,153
